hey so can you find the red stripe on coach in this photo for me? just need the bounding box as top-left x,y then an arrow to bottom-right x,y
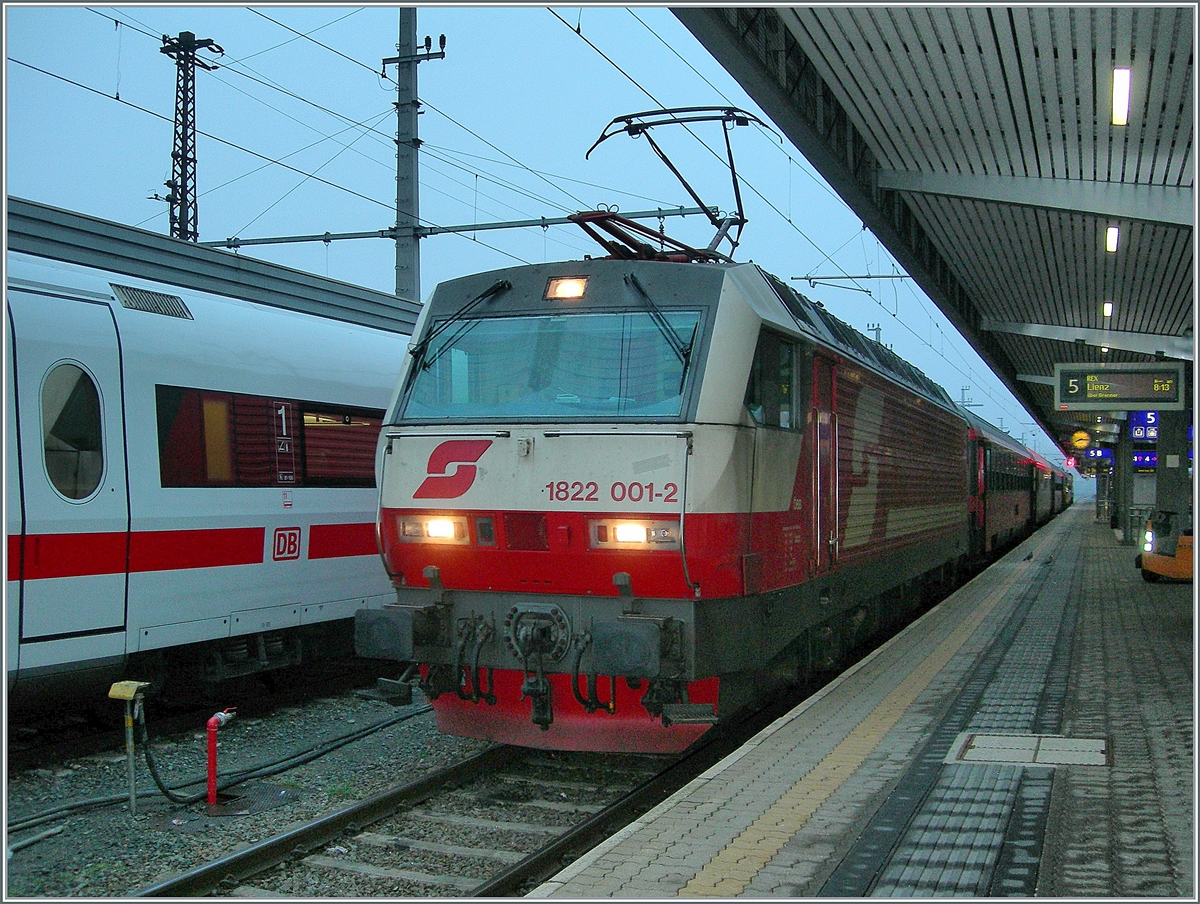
308,522 -> 377,559
18,532 -> 129,580
129,527 -> 265,572
7,534 -> 21,582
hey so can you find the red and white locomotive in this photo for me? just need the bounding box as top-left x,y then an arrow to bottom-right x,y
6,200 -> 415,709
356,214 -> 1069,753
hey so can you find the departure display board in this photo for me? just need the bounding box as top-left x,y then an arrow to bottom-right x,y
1055,362 -> 1185,411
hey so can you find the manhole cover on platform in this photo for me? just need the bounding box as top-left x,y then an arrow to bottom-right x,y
945,733 -> 1109,767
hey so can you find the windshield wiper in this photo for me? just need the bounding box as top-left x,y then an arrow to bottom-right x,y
403,279 -> 511,391
624,273 -> 692,365
409,279 -> 511,365
625,273 -> 697,394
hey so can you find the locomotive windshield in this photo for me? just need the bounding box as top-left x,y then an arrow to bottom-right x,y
400,309 -> 701,421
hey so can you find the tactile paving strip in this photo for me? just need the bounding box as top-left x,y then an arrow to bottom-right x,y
819,520 -> 1080,897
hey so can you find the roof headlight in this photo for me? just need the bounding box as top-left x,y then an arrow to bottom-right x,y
545,276 -> 588,300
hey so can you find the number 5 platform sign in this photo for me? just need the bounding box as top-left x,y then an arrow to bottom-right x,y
1055,362 -> 1185,411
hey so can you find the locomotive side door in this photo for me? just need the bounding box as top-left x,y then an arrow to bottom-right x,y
813,355 -> 838,573
8,288 -> 130,665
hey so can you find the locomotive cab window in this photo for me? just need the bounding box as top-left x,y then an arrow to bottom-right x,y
400,309 -> 702,421
745,330 -> 809,430
42,363 -> 104,500
156,385 -> 382,488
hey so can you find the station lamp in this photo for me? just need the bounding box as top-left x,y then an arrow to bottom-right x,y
1112,68 -> 1131,126
1105,225 -> 1120,253
1102,301 -> 1114,318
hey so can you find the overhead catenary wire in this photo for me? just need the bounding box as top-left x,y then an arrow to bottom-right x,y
87,7 -> 578,265
420,98 -> 591,212
423,143 -> 682,209
233,107 -> 396,236
78,8 -> 686,273
249,8 -> 388,81
555,11 -> 1037,434
8,59 -> 397,214
626,8 -> 845,213
549,9 -> 864,291
7,55 -> 532,268
90,8 -> 402,178
222,7 -> 607,235
33,10 -> 1056,438
418,155 -> 595,259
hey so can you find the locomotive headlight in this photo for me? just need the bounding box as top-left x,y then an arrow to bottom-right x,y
1144,529 -> 1155,553
589,519 -> 680,549
614,523 -> 648,544
545,276 -> 588,300
425,519 -> 457,539
395,515 -> 469,544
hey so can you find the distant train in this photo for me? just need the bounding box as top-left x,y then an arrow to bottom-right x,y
355,212 -> 1070,753
6,242 -> 409,709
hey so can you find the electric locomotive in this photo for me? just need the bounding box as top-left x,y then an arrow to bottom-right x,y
358,215 -> 991,753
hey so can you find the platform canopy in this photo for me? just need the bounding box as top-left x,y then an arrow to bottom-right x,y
7,196 -> 420,334
677,7 -> 1193,458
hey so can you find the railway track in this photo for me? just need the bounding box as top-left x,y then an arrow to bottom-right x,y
132,689 -> 805,898
131,744 -> 657,896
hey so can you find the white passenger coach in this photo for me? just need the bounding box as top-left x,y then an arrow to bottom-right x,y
6,198 -> 417,706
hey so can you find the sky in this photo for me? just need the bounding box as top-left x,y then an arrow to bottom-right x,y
4,4 -> 1073,470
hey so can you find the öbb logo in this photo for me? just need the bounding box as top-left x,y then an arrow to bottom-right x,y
414,439 -> 493,499
273,527 -> 302,561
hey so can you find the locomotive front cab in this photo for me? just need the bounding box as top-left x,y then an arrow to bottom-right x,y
357,259 -> 744,751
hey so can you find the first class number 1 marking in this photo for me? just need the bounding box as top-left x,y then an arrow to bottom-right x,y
544,481 -> 679,503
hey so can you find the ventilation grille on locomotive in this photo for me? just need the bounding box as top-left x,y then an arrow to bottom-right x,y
110,283 -> 193,320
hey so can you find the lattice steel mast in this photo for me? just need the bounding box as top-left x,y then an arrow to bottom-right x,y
160,31 -> 222,242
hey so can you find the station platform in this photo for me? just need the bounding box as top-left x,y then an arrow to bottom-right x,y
531,503 -> 1194,897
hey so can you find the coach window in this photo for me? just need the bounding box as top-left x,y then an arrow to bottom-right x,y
302,407 -> 382,484
42,363 -> 104,500
156,384 -> 383,488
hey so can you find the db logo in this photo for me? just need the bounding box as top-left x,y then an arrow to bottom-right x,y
272,527 -> 302,561
414,439 -> 493,499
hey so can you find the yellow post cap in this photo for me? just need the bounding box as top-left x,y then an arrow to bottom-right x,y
108,680 -> 152,700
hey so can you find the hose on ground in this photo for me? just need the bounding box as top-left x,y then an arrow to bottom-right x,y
7,703 -> 432,835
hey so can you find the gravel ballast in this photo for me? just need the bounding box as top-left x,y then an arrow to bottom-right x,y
6,692 -> 492,898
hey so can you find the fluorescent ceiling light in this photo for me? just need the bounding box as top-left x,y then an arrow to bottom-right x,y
1112,68 -> 1131,126
1103,301 -> 1114,318
1106,225 -> 1120,253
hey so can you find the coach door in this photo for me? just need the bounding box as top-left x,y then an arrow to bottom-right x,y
8,289 -> 130,661
6,311 -> 22,678
813,355 -> 838,573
